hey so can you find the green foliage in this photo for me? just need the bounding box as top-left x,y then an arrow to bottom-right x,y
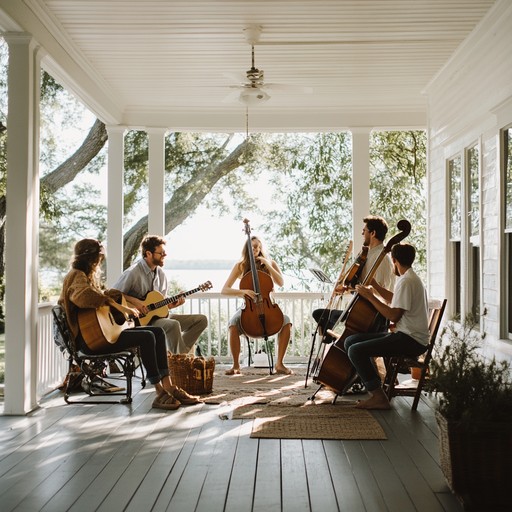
370,131 -> 427,278
123,130 -> 148,222
262,133 -> 353,286
261,131 -> 427,287
430,313 -> 512,424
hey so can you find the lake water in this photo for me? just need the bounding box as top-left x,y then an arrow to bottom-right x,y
165,268 -> 230,292
165,268 -> 324,293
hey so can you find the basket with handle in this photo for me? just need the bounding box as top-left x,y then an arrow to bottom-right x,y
168,353 -> 215,395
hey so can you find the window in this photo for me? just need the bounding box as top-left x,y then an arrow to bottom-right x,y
448,156 -> 462,317
448,145 -> 481,321
467,144 -> 480,320
504,127 -> 512,338
505,127 -> 512,230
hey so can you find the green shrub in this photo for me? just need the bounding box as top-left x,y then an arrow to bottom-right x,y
430,313 -> 512,424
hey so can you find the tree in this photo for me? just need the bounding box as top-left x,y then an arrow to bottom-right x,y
261,132 -> 353,287
260,130 -> 427,287
370,130 -> 427,277
0,38 -> 428,311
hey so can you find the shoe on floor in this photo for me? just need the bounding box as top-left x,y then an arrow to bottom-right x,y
171,387 -> 201,405
152,392 -> 181,410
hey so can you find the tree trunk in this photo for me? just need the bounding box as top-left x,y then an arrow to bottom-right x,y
0,120 -> 108,307
42,119 -> 108,193
122,138 -> 254,268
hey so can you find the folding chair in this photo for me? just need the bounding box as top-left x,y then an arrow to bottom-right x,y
384,298 -> 447,410
243,335 -> 274,374
52,304 -> 145,404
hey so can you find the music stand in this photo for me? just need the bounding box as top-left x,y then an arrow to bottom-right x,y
308,268 -> 332,284
305,268 -> 334,387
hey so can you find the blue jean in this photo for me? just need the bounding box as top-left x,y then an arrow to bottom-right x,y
344,331 -> 426,392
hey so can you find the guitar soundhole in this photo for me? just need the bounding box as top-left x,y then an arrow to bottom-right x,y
110,308 -> 127,326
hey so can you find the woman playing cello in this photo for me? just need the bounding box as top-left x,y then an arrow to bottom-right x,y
221,234 -> 293,375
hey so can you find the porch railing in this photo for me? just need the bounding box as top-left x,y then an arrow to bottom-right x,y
37,302 -> 68,399
36,292 -> 327,399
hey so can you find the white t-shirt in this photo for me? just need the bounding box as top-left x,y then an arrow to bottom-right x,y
391,268 -> 430,346
361,243 -> 395,291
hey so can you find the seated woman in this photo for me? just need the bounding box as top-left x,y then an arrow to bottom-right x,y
59,238 -> 201,410
221,235 -> 292,375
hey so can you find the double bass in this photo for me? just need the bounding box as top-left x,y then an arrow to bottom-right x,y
239,219 -> 284,339
312,219 -> 411,395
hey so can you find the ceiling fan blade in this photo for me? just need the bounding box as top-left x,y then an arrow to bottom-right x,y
223,71 -> 247,83
221,89 -> 243,103
261,84 -> 313,94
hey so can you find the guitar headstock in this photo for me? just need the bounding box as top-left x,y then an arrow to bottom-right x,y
199,281 -> 213,292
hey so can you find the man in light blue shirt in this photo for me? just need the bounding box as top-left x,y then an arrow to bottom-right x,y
113,235 -> 207,354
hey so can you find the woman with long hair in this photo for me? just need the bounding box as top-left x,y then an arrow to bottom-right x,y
59,238 -> 201,410
221,235 -> 292,375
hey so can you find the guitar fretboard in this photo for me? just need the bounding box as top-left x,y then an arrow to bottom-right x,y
147,286 -> 202,311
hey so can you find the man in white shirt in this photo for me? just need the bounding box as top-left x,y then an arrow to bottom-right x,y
313,215 -> 395,341
344,242 -> 429,410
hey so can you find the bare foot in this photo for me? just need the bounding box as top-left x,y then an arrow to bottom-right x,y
275,364 -> 293,375
355,388 -> 391,410
225,368 -> 241,376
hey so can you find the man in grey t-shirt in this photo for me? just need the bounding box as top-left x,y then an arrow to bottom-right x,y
113,235 -> 207,354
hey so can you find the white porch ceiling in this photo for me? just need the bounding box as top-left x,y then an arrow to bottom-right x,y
0,0 -> 499,131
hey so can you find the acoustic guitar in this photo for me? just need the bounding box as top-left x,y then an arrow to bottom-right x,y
78,296 -> 134,352
78,282 -> 212,351
135,281 -> 212,326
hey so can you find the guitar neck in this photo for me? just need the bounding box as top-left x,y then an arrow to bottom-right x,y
148,286 -> 202,311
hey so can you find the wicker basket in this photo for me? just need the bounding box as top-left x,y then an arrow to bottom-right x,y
436,411 -> 512,510
168,353 -> 215,395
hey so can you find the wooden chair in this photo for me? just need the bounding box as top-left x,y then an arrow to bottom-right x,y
384,298 -> 447,411
52,304 -> 145,404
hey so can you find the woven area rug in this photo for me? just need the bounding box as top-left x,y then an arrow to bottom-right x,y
234,402 -> 387,440
202,367 -> 337,406
203,367 -> 387,440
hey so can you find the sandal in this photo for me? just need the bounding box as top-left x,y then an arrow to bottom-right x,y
275,366 -> 294,375
170,387 -> 201,405
225,368 -> 241,375
152,391 -> 181,410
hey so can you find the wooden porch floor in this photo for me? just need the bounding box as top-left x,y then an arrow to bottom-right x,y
0,366 -> 464,512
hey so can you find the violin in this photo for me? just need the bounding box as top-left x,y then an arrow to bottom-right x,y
239,219 -> 284,339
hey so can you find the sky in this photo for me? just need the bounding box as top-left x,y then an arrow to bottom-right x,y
166,208 -> 261,261
55,105 -> 276,262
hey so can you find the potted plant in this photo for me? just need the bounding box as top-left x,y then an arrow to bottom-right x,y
429,312 -> 512,511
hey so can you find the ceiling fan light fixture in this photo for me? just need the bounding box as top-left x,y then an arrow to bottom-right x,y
239,87 -> 270,105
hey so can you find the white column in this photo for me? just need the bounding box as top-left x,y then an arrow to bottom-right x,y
147,128 -> 167,236
106,126 -> 125,287
3,34 -> 42,415
351,128 -> 371,250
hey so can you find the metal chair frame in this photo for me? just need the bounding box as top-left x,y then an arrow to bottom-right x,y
52,304 -> 146,405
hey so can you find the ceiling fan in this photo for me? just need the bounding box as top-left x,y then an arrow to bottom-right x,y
223,25 -> 312,106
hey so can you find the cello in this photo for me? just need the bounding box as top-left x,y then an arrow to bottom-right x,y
312,219 -> 411,395
239,219 -> 284,341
